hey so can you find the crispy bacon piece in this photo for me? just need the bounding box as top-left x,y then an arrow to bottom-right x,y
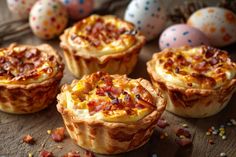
22,134 -> 35,144
85,150 -> 95,157
175,128 -> 191,138
39,150 -> 54,157
63,151 -> 80,157
157,119 -> 169,129
51,127 -> 65,142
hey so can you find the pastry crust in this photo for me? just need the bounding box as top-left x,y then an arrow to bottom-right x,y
147,46 -> 236,118
0,43 -> 64,114
57,72 -> 166,154
60,15 -> 145,78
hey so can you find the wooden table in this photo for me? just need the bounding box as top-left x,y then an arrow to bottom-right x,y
0,0 -> 236,157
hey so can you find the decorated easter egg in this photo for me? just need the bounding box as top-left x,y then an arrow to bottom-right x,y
187,7 -> 236,47
29,0 -> 68,40
159,24 -> 210,50
124,0 -> 167,41
7,0 -> 38,19
60,0 -> 94,20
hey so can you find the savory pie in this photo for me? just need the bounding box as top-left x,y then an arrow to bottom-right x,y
0,43 -> 64,114
57,71 -> 166,154
60,14 -> 145,78
147,46 -> 236,118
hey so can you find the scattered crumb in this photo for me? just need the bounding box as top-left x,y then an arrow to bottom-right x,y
47,130 -> 52,135
51,127 -> 65,142
85,150 -> 95,157
176,137 -> 192,147
28,153 -> 33,157
175,128 -> 191,138
23,134 -> 35,145
39,150 -> 54,157
63,151 -> 80,157
157,118 -> 169,129
57,145 -> 63,149
220,152 -> 227,157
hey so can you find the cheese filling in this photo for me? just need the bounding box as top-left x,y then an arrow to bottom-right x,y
64,72 -> 156,123
155,46 -> 236,89
68,15 -> 137,57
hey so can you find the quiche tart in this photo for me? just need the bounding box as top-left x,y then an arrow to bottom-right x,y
57,72 -> 166,154
60,14 -> 145,78
147,46 -> 236,118
0,43 -> 64,114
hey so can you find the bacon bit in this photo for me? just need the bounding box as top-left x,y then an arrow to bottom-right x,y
164,58 -> 174,68
51,127 -> 65,142
39,150 -> 54,157
22,134 -> 35,144
111,98 -> 119,105
85,150 -> 95,157
157,119 -> 169,129
208,139 -> 214,145
191,73 -> 216,87
176,137 -> 192,147
193,60 -> 208,72
176,54 -> 189,66
205,50 -> 214,58
63,151 -> 80,157
135,94 -> 155,108
209,57 -> 219,65
176,128 -> 191,138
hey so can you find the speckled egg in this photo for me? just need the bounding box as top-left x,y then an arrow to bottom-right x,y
124,0 -> 167,41
187,7 -> 236,47
29,0 -> 68,40
159,24 -> 210,50
60,0 -> 94,20
7,0 -> 38,19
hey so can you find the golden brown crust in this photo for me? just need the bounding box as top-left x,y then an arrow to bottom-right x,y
147,46 -> 236,118
0,43 -> 64,114
60,15 -> 146,78
57,72 -> 166,154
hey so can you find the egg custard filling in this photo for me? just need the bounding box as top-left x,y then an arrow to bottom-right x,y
154,46 -> 236,89
0,44 -> 61,85
62,72 -> 156,123
68,15 -> 137,56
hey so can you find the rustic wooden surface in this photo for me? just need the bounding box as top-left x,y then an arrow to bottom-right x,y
0,0 -> 236,157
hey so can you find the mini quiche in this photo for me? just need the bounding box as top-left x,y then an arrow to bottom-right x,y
147,46 -> 236,118
57,72 -> 166,154
60,14 -> 145,78
0,43 -> 64,114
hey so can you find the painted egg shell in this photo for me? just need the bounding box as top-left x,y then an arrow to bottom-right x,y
29,0 -> 68,40
124,0 -> 167,41
60,0 -> 93,20
7,0 -> 38,19
187,7 -> 236,47
159,24 -> 210,50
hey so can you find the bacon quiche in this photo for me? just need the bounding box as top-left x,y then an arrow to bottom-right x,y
147,46 -> 236,118
0,43 -> 64,114
60,14 -> 145,78
57,72 -> 166,154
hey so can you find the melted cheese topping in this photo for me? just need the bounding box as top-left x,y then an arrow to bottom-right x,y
67,15 -> 137,57
155,46 -> 236,89
0,45 -> 60,84
63,72 -> 155,123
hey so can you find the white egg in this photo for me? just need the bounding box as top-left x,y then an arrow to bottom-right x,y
124,0 -> 167,41
7,0 -> 38,19
187,7 -> 236,47
29,0 -> 68,40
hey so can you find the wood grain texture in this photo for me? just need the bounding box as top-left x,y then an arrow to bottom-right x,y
0,0 -> 236,157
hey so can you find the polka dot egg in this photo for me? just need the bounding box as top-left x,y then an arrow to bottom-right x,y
159,24 -> 210,50
187,7 -> 236,47
124,0 -> 167,41
29,0 -> 68,40
7,0 -> 38,19
60,0 -> 94,20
